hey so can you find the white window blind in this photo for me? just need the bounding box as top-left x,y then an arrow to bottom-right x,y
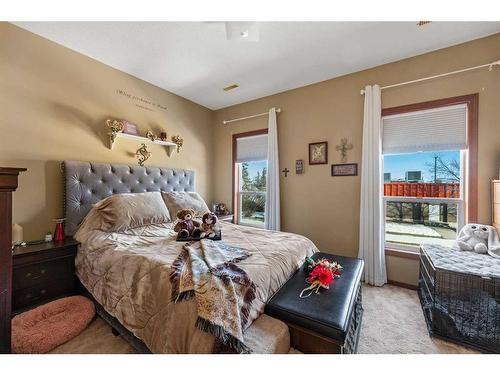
382,104 -> 467,154
236,134 -> 268,162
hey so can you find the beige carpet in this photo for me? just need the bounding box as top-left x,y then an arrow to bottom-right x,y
49,317 -> 135,354
50,284 -> 477,354
357,285 -> 476,354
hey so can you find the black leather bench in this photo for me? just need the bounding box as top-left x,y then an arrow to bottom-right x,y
265,253 -> 364,353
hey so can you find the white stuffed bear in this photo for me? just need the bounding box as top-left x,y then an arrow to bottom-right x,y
456,224 -> 491,254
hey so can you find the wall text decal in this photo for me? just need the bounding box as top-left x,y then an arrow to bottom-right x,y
115,89 -> 167,112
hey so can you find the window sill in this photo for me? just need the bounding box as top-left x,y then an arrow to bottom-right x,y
237,222 -> 265,229
385,248 -> 420,261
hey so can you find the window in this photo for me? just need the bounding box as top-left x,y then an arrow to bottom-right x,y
382,95 -> 478,254
232,130 -> 268,227
384,150 -> 464,250
237,161 -> 267,227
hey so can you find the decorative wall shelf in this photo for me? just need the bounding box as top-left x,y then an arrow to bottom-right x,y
109,132 -> 177,157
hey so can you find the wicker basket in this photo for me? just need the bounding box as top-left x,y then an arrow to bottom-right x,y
343,284 -> 363,354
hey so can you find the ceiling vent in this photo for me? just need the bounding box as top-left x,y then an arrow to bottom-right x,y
223,84 -> 239,91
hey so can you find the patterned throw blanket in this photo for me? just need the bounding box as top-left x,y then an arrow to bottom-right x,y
170,240 -> 256,353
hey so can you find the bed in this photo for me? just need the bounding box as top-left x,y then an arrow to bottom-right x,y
63,160 -> 318,353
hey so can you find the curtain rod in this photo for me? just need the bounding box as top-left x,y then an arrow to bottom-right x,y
360,59 -> 500,95
223,108 -> 281,125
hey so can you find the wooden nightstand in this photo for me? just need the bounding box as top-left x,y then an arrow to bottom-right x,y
218,214 -> 234,223
12,238 -> 79,315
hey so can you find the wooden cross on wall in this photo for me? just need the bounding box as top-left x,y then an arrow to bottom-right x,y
336,138 -> 353,163
282,168 -> 290,177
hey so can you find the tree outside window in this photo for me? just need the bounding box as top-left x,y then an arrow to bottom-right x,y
238,161 -> 267,226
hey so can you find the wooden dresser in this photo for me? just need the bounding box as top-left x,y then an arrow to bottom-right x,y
0,167 -> 26,354
493,180 -> 500,234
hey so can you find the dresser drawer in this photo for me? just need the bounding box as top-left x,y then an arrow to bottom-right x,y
493,203 -> 500,222
494,182 -> 500,203
13,256 -> 74,290
12,277 -> 75,312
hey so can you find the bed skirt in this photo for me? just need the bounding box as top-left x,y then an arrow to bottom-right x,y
76,279 -> 151,354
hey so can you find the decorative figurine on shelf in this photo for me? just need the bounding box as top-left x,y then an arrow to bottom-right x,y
106,119 -> 124,144
122,120 -> 140,135
136,143 -> 151,166
146,131 -> 157,142
159,132 -> 168,142
171,135 -> 184,153
336,138 -> 353,164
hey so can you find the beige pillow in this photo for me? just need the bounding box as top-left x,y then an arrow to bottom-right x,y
93,192 -> 171,232
161,191 -> 210,218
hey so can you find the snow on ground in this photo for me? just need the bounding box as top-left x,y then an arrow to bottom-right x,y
386,233 -> 455,247
385,222 -> 442,238
385,221 -> 457,247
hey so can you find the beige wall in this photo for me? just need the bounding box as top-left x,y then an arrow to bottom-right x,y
0,23 -> 214,241
213,33 -> 500,285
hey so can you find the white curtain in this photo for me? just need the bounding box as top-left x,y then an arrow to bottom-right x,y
265,107 -> 280,230
358,85 -> 387,286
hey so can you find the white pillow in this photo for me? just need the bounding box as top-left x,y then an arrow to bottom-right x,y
94,192 -> 171,232
161,191 -> 210,218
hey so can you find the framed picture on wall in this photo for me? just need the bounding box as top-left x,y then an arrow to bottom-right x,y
309,142 -> 328,165
331,163 -> 358,176
295,159 -> 304,174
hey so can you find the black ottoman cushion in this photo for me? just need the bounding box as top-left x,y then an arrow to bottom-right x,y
265,253 -> 364,353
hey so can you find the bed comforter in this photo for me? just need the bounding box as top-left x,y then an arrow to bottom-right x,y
74,213 -> 318,353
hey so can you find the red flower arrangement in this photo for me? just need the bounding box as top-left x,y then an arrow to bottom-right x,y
300,258 -> 342,298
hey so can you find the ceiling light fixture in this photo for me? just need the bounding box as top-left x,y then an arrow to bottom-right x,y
223,84 -> 239,91
225,22 -> 259,41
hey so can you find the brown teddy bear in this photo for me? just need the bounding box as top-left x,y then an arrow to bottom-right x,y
174,209 -> 201,238
200,212 -> 219,239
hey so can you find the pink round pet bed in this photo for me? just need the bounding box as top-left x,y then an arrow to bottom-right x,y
11,295 -> 95,354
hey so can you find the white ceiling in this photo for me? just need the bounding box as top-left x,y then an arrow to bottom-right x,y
14,22 -> 500,110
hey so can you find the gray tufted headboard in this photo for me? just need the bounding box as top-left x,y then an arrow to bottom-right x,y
63,160 -> 195,236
